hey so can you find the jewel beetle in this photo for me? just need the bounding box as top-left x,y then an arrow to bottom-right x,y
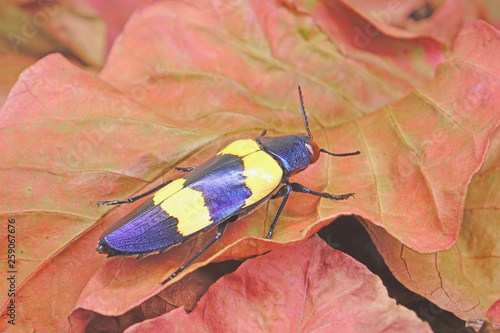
97,86 -> 360,284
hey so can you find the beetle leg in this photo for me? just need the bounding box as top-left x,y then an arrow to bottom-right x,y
270,185 -> 290,199
259,129 -> 267,137
98,165 -> 199,206
161,220 -> 229,284
289,183 -> 354,200
173,166 -> 196,173
97,179 -> 175,206
266,184 -> 292,239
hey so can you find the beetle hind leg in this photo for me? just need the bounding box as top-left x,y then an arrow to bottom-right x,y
97,179 -> 176,206
97,165 -> 198,207
161,220 -> 229,285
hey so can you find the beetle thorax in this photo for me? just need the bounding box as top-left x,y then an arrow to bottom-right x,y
257,134 -> 319,176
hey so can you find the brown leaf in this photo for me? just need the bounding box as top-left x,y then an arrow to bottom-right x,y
125,235 -> 432,333
0,1 -> 499,331
0,52 -> 37,108
339,0 -> 487,45
485,299 -> 500,330
363,120 -> 500,320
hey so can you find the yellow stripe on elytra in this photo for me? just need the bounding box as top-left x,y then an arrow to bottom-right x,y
242,151 -> 283,207
160,188 -> 212,236
152,178 -> 187,205
217,139 -> 260,157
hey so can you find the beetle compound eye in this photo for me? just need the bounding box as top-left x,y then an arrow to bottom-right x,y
305,141 -> 320,164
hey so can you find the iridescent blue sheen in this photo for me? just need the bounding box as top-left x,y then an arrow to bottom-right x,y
258,135 -> 311,175
102,199 -> 183,254
100,154 -> 252,255
190,159 -> 251,223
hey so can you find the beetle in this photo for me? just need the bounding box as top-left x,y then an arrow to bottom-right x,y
97,86 -> 359,284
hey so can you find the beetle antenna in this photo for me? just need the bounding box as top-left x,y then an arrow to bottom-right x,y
320,149 -> 360,157
298,86 -> 360,157
298,85 -> 313,140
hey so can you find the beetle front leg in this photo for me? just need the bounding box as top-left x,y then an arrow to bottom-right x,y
289,183 -> 354,200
